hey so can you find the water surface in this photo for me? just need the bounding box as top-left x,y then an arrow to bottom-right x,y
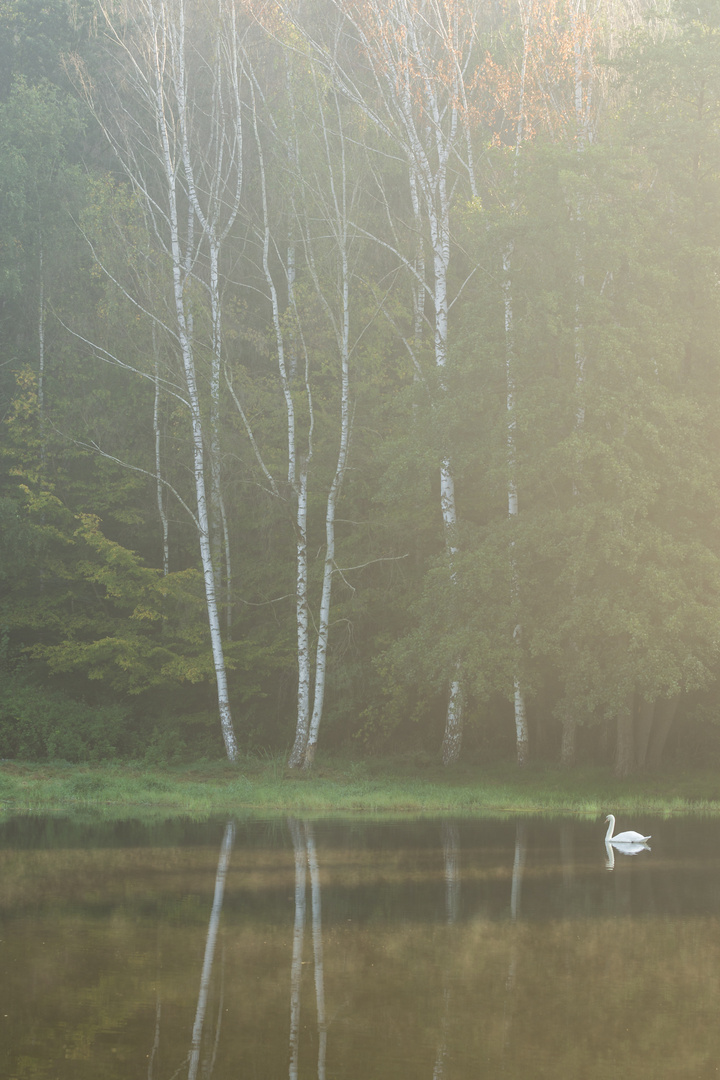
2,814 -> 719,1079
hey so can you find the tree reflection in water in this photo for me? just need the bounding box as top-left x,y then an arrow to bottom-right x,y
433,823 -> 460,1079
8,814 -> 720,1080
503,820 -> 527,1054
288,819 -> 327,1080
188,820 -> 235,1080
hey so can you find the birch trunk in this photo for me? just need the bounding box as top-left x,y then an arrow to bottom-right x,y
87,0 -> 240,760
152,324 -> 170,577
503,245 -> 529,766
290,0 -> 480,764
284,73 -> 354,769
167,104 -> 238,762
303,240 -> 351,768
288,467 -> 312,767
498,2 -> 532,766
37,235 -> 45,430
232,52 -> 355,770
172,0 -> 244,622
563,0 -> 593,764
244,78 -> 316,769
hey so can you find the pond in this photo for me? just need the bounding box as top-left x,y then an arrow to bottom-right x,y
1,813 -> 719,1080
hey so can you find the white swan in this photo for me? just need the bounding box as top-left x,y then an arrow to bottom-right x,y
604,814 -> 651,844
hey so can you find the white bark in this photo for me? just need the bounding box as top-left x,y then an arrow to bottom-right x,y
172,0 -> 244,609
289,467 -> 312,767
152,329 -> 170,577
302,92 -> 352,764
37,236 -> 45,418
504,240 -> 529,765
244,75 -> 316,769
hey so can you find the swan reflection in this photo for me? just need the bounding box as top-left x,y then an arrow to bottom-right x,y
605,838 -> 651,869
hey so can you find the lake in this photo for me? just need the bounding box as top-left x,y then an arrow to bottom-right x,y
1,813 -> 719,1079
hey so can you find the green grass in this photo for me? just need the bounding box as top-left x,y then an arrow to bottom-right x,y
2,756 -> 720,821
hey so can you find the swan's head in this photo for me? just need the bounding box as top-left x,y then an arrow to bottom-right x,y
605,814 -> 613,822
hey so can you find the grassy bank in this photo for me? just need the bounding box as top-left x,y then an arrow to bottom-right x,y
2,756 -> 720,821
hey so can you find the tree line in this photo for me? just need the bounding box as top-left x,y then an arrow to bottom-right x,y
1,0 -> 719,774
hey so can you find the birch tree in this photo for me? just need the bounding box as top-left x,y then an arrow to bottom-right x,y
227,26 -> 359,768
73,0 -> 245,759
290,0 -> 483,763
481,0 -> 634,764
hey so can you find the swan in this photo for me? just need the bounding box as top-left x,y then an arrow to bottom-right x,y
604,814 -> 651,844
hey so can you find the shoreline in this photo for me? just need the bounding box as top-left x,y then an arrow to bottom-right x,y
2,758 -> 720,821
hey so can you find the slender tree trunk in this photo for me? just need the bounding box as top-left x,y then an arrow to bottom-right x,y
183,310 -> 237,760
303,249 -> 351,768
502,3 -> 531,766
152,324 -> 170,577
503,242 -> 530,766
37,235 -> 45,430
434,194 -> 465,766
247,80 -> 314,769
288,468 -> 312,768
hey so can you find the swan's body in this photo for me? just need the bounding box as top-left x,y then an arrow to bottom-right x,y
604,814 -> 651,844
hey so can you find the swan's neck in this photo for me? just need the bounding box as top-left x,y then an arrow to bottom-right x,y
605,815 -> 615,841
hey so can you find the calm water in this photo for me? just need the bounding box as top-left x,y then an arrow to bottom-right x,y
2,814 -> 720,1080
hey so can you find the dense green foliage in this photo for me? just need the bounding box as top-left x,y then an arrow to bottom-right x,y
1,0 -> 719,771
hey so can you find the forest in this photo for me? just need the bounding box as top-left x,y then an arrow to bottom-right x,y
1,0 -> 719,775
